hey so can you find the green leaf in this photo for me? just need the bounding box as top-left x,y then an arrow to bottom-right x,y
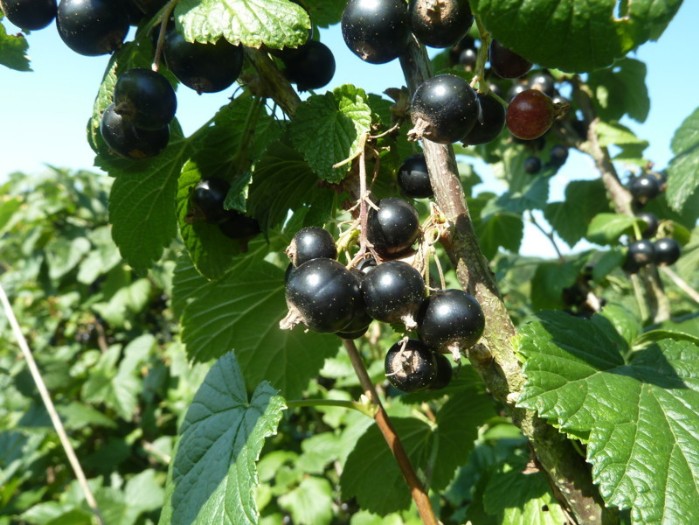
0,20 -> 30,71
586,213 -> 638,245
290,85 -> 372,183
44,237 -> 91,281
159,353 -> 285,525
476,211 -> 523,260
471,0 -> 682,72
248,141 -> 336,232
180,253 -> 339,398
595,121 -> 649,152
667,107 -> 699,219
530,260 -> 583,310
517,312 -> 699,524
107,136 -> 193,272
544,180 -> 612,247
278,477 -> 334,525
302,0 -> 345,27
587,58 -> 650,123
175,0 -> 310,49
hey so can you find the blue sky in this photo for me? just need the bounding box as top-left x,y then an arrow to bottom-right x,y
0,2 -> 697,254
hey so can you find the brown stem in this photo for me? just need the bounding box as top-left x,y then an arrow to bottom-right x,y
342,339 -> 438,525
399,40 -> 616,524
244,49 -> 302,117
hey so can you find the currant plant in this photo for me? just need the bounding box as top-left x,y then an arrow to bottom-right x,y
1,0 -> 698,524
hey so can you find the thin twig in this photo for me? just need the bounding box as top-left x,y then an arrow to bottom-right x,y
0,284 -> 104,525
342,339 -> 438,525
661,266 -> 699,304
529,212 -> 564,261
151,0 -> 179,72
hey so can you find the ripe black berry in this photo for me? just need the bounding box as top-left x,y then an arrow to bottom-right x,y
549,145 -> 569,167
623,239 -> 655,273
528,71 -> 556,97
218,211 -> 261,240
287,227 -> 337,267
2,0 -> 56,30
629,174 -> 661,205
114,68 -> 177,130
56,0 -> 129,56
410,74 -> 479,144
100,104 -> 169,159
637,212 -> 658,239
397,154 -> 433,199
524,156 -> 541,174
384,339 -> 437,393
653,238 -> 681,266
281,40 -> 336,92
429,353 -> 453,390
489,40 -> 532,79
336,276 -> 372,339
367,198 -> 420,257
409,0 -> 473,49
506,89 -> 555,140
448,35 -> 476,66
285,258 -> 361,333
462,93 -> 506,145
189,178 -> 230,224
361,261 -> 426,328
164,29 -> 244,93
341,0 -> 410,64
417,289 -> 485,355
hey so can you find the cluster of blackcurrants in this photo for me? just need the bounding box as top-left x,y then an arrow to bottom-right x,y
284,152 -> 485,393
341,0 -> 561,147
623,171 -> 681,273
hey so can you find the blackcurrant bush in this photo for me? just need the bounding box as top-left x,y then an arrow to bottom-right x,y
549,145 -> 569,167
361,260 -> 426,327
653,238 -> 681,266
417,289 -> 485,354
429,353 -> 453,390
623,239 -> 655,273
218,211 -> 261,240
528,71 -> 556,97
164,29 -> 244,93
56,0 -> 129,56
281,40 -> 336,92
2,0 -> 56,30
287,226 -> 337,267
100,104 -> 169,159
367,197 -> 420,257
489,40 -> 532,79
397,154 -> 433,199
409,0 -> 473,49
285,258 -> 361,333
524,156 -> 541,175
114,68 -> 177,130
462,93 -> 506,145
189,177 -> 230,224
506,89 -> 555,141
636,212 -> 658,239
341,0 -> 410,64
629,174 -> 661,205
384,339 -> 437,393
410,74 -> 479,144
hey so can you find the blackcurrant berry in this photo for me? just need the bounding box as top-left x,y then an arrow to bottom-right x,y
506,89 -> 555,141
528,71 -> 556,97
653,238 -> 681,266
410,74 -> 479,144
417,289 -> 485,355
549,145 -> 569,167
409,0 -> 473,49
489,40 -> 532,79
56,0 -> 129,56
506,82 -> 527,102
397,154 -> 433,199
189,177 -> 230,224
218,211 -> 261,240
114,68 -> 177,130
336,291 -> 372,340
164,29 -> 244,93
287,226 -> 337,267
429,353 -> 453,390
367,197 -> 420,257
361,260 -> 426,328
524,156 -> 541,175
341,0 -> 410,64
623,239 -> 655,273
356,255 -> 378,274
458,48 -> 477,69
384,339 -> 437,393
281,40 -> 336,92
448,35 -> 475,65
285,258 -> 361,333
636,212 -> 658,239
462,93 -> 506,145
100,104 -> 169,159
2,0 -> 56,30
629,174 -> 661,205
